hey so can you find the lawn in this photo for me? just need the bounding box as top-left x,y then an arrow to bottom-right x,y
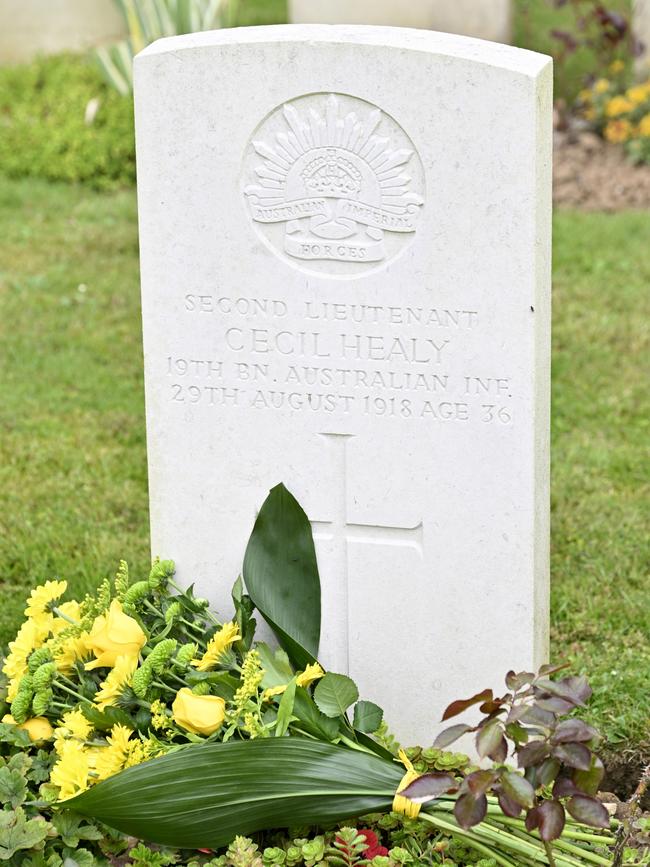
0,177 -> 648,760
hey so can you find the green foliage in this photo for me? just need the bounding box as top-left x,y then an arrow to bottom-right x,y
0,54 -> 135,190
96,0 -> 240,95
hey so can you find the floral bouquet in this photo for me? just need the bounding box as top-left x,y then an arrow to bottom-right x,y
1,485 -> 617,866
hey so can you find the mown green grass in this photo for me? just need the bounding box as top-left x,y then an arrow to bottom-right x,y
1,178 -> 648,752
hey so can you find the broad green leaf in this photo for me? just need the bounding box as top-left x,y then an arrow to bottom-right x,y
314,673 -> 359,718
353,700 -> 383,734
243,484 -> 321,668
0,808 -> 50,859
67,739 -> 403,849
292,687 -> 340,741
257,642 -> 295,690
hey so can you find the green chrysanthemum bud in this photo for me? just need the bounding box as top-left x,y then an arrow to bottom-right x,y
176,643 -> 198,666
32,662 -> 57,691
28,647 -> 53,673
32,688 -> 53,716
164,601 -> 182,624
123,580 -> 151,607
11,690 -> 33,724
148,559 -> 175,589
147,638 -> 177,674
16,673 -> 34,695
191,682 -> 212,696
132,665 -> 154,699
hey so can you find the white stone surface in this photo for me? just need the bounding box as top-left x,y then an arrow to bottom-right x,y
634,0 -> 650,73
134,25 -> 552,746
288,0 -> 512,44
0,0 -> 126,63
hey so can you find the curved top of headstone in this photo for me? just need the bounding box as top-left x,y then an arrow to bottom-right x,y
136,24 -> 550,79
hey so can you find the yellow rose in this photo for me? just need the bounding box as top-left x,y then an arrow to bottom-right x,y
85,600 -> 146,670
3,713 -> 54,742
172,688 -> 225,736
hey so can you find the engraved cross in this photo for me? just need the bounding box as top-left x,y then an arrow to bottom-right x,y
311,433 -> 423,671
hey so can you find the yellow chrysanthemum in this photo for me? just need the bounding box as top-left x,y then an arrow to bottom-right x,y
639,113 -> 650,137
61,708 -> 93,741
578,88 -> 593,103
50,601 -> 81,636
594,78 -> 610,94
263,662 -> 325,700
94,724 -> 134,781
3,619 -> 51,700
53,631 -> 91,674
24,580 -> 67,620
604,118 -> 633,143
609,59 -> 625,74
94,654 -> 137,709
606,96 -> 634,117
51,739 -> 90,800
191,622 -> 241,671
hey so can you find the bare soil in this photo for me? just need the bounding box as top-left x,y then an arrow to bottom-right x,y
553,130 -> 650,210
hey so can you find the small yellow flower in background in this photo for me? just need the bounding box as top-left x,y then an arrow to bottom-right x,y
51,739 -> 90,799
25,579 -> 67,620
578,88 -> 593,103
191,621 -> 241,671
609,59 -> 625,74
583,107 -> 597,121
638,113 -> 650,136
54,630 -> 91,674
627,83 -> 650,105
94,654 -> 138,709
95,724 -> 134,780
605,118 -> 633,143
606,96 -> 634,117
172,687 -> 225,735
594,78 -> 611,94
150,698 -> 173,732
85,599 -> 146,670
2,714 -> 53,742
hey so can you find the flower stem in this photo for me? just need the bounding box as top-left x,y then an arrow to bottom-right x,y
52,606 -> 79,625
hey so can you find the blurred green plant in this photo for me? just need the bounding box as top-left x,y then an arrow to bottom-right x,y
96,0 -> 241,95
0,54 -> 135,190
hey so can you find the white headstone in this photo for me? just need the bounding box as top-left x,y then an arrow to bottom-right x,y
634,0 -> 650,73
288,0 -> 512,44
134,25 -> 552,746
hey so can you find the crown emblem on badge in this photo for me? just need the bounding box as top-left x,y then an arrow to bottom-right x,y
244,94 -> 424,267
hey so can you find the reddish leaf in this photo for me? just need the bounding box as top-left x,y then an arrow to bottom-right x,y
517,740 -> 550,768
399,773 -> 458,804
454,793 -> 488,829
537,662 -> 571,678
476,721 -> 503,760
552,742 -> 592,771
506,670 -> 535,691
433,723 -> 474,749
521,705 -> 556,728
490,736 -> 508,763
479,698 -> 507,715
536,800 -> 566,841
553,775 -> 581,799
501,771 -> 535,809
525,806 -> 540,831
537,758 -> 561,787
566,795 -> 611,829
505,704 -> 530,725
498,789 -> 523,818
466,770 -> 498,796
551,719 -> 599,745
536,696 -> 575,714
559,676 -> 592,707
573,757 -> 605,797
441,689 -> 493,722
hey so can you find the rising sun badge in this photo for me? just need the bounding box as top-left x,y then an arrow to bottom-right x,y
243,93 -> 425,273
